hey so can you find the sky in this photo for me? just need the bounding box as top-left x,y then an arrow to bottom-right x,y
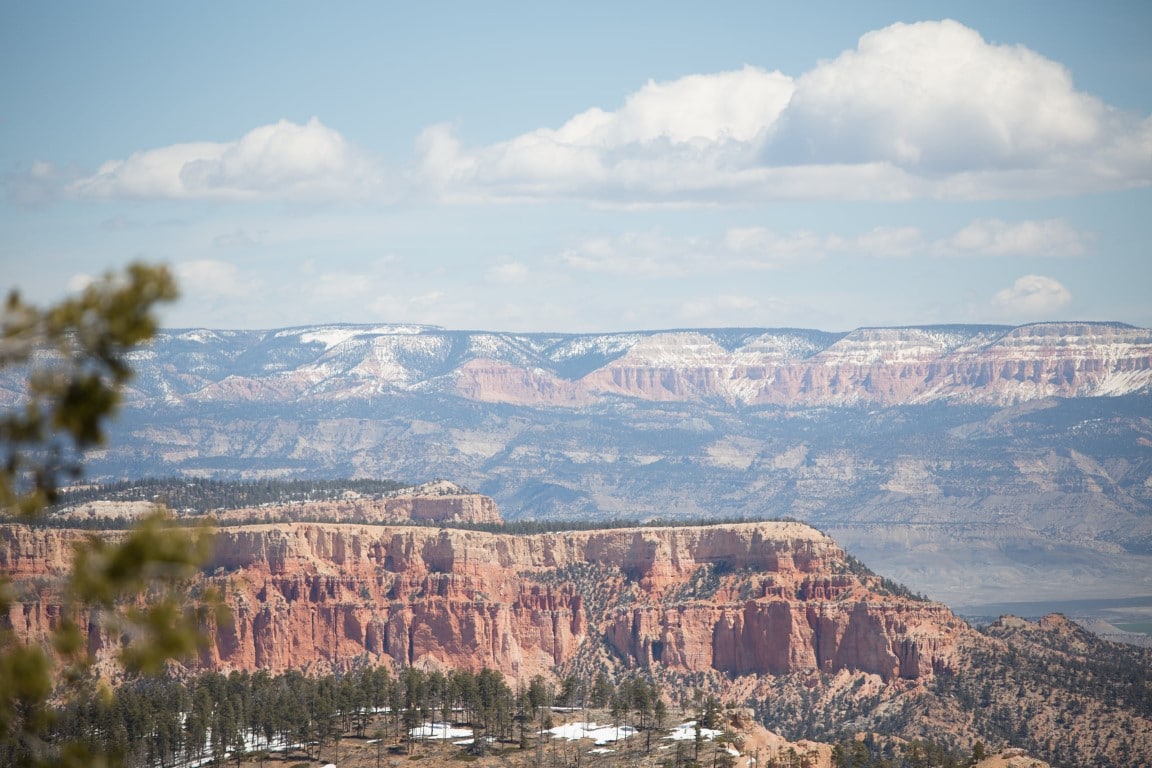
2,1 -> 1150,334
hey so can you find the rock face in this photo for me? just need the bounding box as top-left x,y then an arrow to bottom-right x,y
205,488 -> 501,526
0,521 -> 962,684
53,482 -> 503,526
6,321 -> 1148,409
579,323 -> 1152,407
6,321 -> 1150,610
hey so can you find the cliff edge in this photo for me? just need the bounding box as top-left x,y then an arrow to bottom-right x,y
1,520 -> 962,685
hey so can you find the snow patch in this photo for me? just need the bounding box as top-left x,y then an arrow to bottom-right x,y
547,721 -> 636,744
409,722 -> 474,740
667,721 -> 723,742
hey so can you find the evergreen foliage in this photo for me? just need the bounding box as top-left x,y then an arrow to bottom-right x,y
15,664 -> 681,768
52,476 -> 410,515
0,264 -> 219,767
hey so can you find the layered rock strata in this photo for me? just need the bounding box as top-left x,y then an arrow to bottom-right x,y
52,483 -> 503,526
6,322 -> 1147,409
1,521 -> 963,685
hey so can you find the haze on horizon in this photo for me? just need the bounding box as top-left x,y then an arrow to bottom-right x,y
2,2 -> 1150,334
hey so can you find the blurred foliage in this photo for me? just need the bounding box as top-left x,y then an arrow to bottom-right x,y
0,263 -> 177,516
0,264 -> 222,767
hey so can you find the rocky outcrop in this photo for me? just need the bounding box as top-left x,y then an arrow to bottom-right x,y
0,521 -> 962,684
608,599 -> 959,680
48,321 -> 1140,409
581,324 -> 1152,407
9,322 -> 1148,410
209,490 -> 502,526
54,483 -> 503,526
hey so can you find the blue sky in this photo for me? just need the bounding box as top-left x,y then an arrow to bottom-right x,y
3,1 -> 1150,333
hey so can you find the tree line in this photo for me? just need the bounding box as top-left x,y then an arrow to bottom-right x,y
6,664 -> 682,768
50,477 -> 410,515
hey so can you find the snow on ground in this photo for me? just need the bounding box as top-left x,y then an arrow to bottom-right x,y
667,721 -> 723,741
547,721 -> 637,745
409,722 -> 474,740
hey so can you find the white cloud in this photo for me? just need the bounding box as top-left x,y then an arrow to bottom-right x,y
175,259 -> 253,298
553,66 -> 794,146
419,66 -> 795,203
418,20 -> 1150,204
487,261 -> 529,283
69,118 -> 383,201
850,226 -> 926,258
768,20 -> 1103,171
834,218 -> 1091,259
723,227 -> 829,268
45,20 -> 1152,208
4,160 -> 82,206
561,231 -> 711,275
558,217 -> 1086,276
559,230 -> 827,276
943,218 -> 1089,257
990,274 -> 1072,317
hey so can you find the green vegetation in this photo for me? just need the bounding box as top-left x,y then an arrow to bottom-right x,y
37,483 -> 809,534
54,476 -> 410,514
0,264 -> 177,516
826,734 -> 972,768
463,514 -> 805,536
18,664 -> 679,768
0,264 -> 220,767
930,617 -> 1152,766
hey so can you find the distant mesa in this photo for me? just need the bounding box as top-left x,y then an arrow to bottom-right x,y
51,480 -> 502,526
12,320 -> 1142,410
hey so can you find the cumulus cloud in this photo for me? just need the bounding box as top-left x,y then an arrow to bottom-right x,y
420,66 -> 795,203
768,21 -> 1102,171
990,274 -> 1072,317
418,20 -> 1150,204
69,118 -> 383,201
44,20 -> 1151,207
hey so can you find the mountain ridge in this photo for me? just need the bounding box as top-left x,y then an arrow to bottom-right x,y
5,321 -> 1150,608
70,320 -> 1149,409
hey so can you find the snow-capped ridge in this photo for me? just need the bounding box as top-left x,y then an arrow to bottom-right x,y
65,321 -> 1152,409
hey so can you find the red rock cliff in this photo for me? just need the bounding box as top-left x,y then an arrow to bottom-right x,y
1,521 -> 962,684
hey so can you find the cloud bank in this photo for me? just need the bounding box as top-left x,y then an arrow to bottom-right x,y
57,20 -> 1150,205
424,19 -> 1150,203
560,218 -> 1089,276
